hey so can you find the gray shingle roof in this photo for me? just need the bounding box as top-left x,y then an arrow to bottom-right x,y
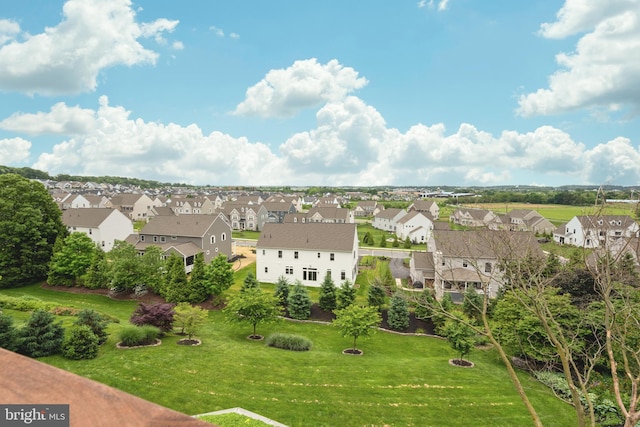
140,214 -> 222,237
257,223 -> 357,252
62,208 -> 117,227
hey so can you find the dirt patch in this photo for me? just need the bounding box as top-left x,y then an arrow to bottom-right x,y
232,245 -> 256,271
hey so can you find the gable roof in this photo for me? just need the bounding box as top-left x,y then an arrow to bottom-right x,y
433,229 -> 543,260
140,214 -> 224,237
397,210 -> 430,225
62,208 -> 120,228
257,223 -> 357,252
375,208 -> 405,220
306,206 -> 350,221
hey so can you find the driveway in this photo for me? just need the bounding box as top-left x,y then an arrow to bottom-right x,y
389,256 -> 410,280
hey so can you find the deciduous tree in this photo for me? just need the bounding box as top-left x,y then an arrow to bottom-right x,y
206,253 -> 234,299
47,232 -> 97,287
224,288 -> 281,338
333,304 -> 381,353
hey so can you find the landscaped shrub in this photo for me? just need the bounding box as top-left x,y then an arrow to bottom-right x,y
265,333 -> 312,351
17,309 -> 65,358
62,325 -> 99,360
130,302 -> 175,333
387,292 -> 410,331
75,309 -> 109,345
0,313 -> 19,351
0,295 -> 58,312
118,325 -> 161,347
49,306 -> 80,316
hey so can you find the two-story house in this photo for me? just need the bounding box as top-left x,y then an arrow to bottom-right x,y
553,215 -> 640,248
372,208 -> 407,232
427,229 -> 543,301
62,208 -> 133,252
499,209 -> 555,234
219,202 -> 269,231
449,208 -> 501,229
262,201 -> 297,224
408,200 -> 440,220
256,223 -> 359,287
305,207 -> 354,223
132,213 -> 232,272
353,201 -> 382,217
108,194 -> 160,221
396,211 -> 433,243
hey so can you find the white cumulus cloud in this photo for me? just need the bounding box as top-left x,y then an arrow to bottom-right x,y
0,0 -> 179,95
0,102 -> 97,135
517,0 -> 640,117
0,137 -> 31,164
233,58 -> 369,118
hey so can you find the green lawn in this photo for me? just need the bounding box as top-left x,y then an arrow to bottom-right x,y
1,281 -> 576,427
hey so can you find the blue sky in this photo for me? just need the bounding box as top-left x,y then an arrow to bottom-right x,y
0,0 -> 639,187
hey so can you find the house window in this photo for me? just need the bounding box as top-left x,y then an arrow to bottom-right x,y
317,252 -> 321,258
294,251 -> 298,259
171,236 -> 177,240
286,266 -> 293,275
341,271 -> 346,280
278,250 -> 282,258
101,241 -> 105,247
221,233 -> 227,241
160,236 -> 166,243
303,268 -> 318,281
326,270 -> 331,278
484,263 -> 492,273
463,261 -> 468,267
89,228 -> 92,235
140,235 -> 145,242
265,267 -> 268,273
330,253 -> 335,261
153,236 -> 158,242
262,249 -> 265,255
210,235 -> 216,244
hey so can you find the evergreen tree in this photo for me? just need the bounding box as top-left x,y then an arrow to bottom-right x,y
287,282 -> 312,320
367,281 -> 387,311
18,309 -> 65,357
379,235 -> 387,247
241,272 -> 260,292
318,273 -> 337,312
392,235 -> 400,248
187,253 -> 210,303
74,309 -> 109,345
462,287 -> 484,322
387,292 -> 410,331
62,325 -> 99,360
163,254 -> 190,303
414,290 -> 435,320
336,280 -> 356,310
139,245 -> 165,294
273,276 -> 290,309
0,313 -> 19,351
403,237 -> 412,249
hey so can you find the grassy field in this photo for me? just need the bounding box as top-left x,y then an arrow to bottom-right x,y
1,279 -> 577,427
457,202 -> 636,225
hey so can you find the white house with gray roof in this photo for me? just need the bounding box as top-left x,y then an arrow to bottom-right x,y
372,208 -> 407,232
256,223 -> 359,287
553,215 -> 639,248
62,208 -> 133,252
396,211 -> 433,243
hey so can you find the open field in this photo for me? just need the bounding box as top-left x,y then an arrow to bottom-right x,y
458,202 -> 637,225
1,281 -> 576,427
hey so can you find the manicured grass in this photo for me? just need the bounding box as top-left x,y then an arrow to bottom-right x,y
2,282 -> 576,426
357,223 -> 426,250
459,202 -> 636,225
232,230 -> 262,240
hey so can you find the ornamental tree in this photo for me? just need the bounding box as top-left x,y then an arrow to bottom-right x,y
224,288 -> 281,339
333,304 -> 381,353
18,309 -> 65,358
387,292 -> 410,331
130,302 -> 175,333
287,282 -> 312,320
173,303 -> 208,340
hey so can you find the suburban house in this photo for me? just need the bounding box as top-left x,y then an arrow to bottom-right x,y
315,196 -> 342,207
169,197 -> 216,215
553,215 -> 640,248
60,193 -> 92,210
132,213 -> 232,271
107,194 -> 160,221
305,206 -> 354,223
408,200 -> 440,220
353,201 -> 383,217
256,223 -> 359,287
83,194 -> 110,208
62,208 -> 133,252
262,201 -> 297,223
498,209 -> 555,234
219,202 -> 269,231
264,194 -> 303,212
372,208 -> 407,232
427,229 -> 543,301
449,208 -> 501,229
396,211 -> 434,243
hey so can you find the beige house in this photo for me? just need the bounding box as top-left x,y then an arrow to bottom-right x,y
62,208 -> 133,252
449,208 -> 500,229
499,209 -> 555,234
108,194 -> 160,221
408,200 -> 440,220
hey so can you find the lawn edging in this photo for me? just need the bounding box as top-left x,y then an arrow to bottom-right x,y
194,407 -> 288,427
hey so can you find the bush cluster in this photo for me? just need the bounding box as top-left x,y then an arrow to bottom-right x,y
118,325 -> 161,347
0,295 -> 58,312
265,333 -> 312,351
